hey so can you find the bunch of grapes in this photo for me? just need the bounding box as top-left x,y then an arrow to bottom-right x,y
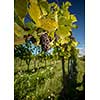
40,33 -> 50,52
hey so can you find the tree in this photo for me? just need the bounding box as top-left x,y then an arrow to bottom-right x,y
14,41 -> 33,71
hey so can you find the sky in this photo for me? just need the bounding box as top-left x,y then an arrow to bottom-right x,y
69,0 -> 85,55
68,0 -> 85,47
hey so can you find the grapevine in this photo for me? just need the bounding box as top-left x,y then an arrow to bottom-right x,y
14,0 -> 85,100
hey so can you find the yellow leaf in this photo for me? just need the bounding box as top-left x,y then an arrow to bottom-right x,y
61,37 -> 70,45
14,22 -> 25,37
67,45 -> 71,51
27,0 -> 42,26
28,0 -> 58,32
62,47 -> 64,52
65,1 -> 72,7
63,10 -> 70,20
56,25 -> 71,39
70,14 -> 77,23
71,40 -> 78,47
14,34 -> 25,45
50,41 -> 54,46
14,22 -> 26,45
39,18 -> 58,32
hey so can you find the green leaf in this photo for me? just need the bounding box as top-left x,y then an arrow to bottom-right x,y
14,0 -> 27,19
71,40 -> 78,47
48,31 -> 54,38
60,37 -> 70,45
39,0 -> 49,16
56,25 -> 71,39
62,1 -> 71,10
67,45 -> 71,51
14,22 -> 33,45
24,21 -> 36,30
72,24 -> 78,29
58,16 -> 67,25
70,14 -> 77,23
64,1 -> 72,7
63,10 -> 70,20
14,11 -> 24,27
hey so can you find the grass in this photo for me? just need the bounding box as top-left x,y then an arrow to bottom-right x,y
14,58 -> 85,100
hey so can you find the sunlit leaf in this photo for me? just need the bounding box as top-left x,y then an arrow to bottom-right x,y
27,0 -> 42,26
58,16 -> 67,25
39,18 -> 58,32
14,22 -> 25,37
62,1 -> 71,10
56,25 -> 71,39
72,24 -> 78,29
67,45 -> 71,51
64,1 -> 72,8
63,10 -> 70,20
71,40 -> 78,47
63,11 -> 73,26
48,31 -> 54,38
61,37 -> 70,45
70,14 -> 77,23
39,0 -> 49,16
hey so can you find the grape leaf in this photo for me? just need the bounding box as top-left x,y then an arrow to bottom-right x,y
24,21 -> 36,30
27,0 -> 42,26
14,11 -> 25,28
58,16 -> 67,25
62,1 -> 71,11
71,40 -> 78,47
70,14 -> 77,23
61,37 -> 70,45
14,34 -> 25,45
64,1 -> 72,8
56,25 -> 71,39
39,0 -> 49,16
39,18 -> 58,32
72,24 -> 78,29
14,0 -> 27,19
14,22 -> 25,37
63,10 -> 70,20
67,45 -> 71,51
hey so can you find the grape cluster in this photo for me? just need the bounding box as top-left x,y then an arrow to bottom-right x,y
40,33 -> 50,52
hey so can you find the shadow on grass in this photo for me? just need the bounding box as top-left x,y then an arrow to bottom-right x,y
58,74 -> 85,100
58,56 -> 85,100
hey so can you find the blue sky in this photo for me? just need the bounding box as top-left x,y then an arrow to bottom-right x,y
69,0 -> 85,55
48,0 -> 85,55
69,0 -> 85,48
